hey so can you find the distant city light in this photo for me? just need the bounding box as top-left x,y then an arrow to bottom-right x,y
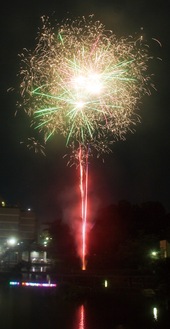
22,282 -> 57,287
153,307 -> 158,321
151,251 -> 157,256
9,281 -> 57,288
150,250 -> 159,259
104,279 -> 108,288
9,281 -> 20,286
7,237 -> 17,246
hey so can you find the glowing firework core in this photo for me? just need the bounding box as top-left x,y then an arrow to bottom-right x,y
72,72 -> 103,95
18,15 -> 153,270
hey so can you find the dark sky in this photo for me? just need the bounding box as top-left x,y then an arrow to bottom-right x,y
1,0 -> 170,222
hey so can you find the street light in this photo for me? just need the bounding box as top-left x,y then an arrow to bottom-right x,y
7,237 -> 17,247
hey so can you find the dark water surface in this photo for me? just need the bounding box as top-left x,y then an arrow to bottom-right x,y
0,285 -> 169,329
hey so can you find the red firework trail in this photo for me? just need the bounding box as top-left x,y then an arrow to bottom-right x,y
78,146 -> 89,270
78,304 -> 85,329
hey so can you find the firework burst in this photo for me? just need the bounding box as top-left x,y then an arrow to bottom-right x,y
18,15 -> 152,156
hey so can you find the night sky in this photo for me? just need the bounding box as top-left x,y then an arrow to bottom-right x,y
1,0 -> 170,222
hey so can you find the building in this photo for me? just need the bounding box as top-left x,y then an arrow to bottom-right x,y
0,200 -> 52,268
20,210 -> 38,242
0,202 -> 38,254
160,240 -> 170,258
0,207 -> 20,243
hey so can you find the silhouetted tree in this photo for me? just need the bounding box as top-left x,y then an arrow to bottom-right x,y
88,200 -> 169,270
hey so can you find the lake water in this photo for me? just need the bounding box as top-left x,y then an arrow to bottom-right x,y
0,285 -> 169,329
